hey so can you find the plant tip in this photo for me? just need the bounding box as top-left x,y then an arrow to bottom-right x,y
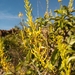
58,0 -> 62,2
18,12 -> 23,18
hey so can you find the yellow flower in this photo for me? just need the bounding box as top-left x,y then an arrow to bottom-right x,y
18,12 -> 23,18
44,11 -> 49,18
58,0 -> 62,2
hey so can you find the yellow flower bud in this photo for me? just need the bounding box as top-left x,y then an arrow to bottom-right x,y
18,12 -> 23,18
58,0 -> 62,2
44,11 -> 49,18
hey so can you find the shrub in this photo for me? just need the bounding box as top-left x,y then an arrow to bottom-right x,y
0,0 -> 75,75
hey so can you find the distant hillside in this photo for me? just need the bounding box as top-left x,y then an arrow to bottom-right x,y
0,28 -> 20,37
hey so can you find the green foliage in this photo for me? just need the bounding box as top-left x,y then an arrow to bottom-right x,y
0,0 -> 75,75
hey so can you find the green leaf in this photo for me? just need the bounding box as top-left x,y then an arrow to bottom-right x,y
54,9 -> 62,15
67,22 -> 73,26
5,72 -> 13,75
64,20 -> 73,26
66,49 -> 75,54
26,50 -> 32,63
51,49 -> 59,65
67,56 -> 75,64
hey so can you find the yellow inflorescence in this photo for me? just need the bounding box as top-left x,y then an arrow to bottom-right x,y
18,12 -> 23,18
0,38 -> 9,72
58,0 -> 62,2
